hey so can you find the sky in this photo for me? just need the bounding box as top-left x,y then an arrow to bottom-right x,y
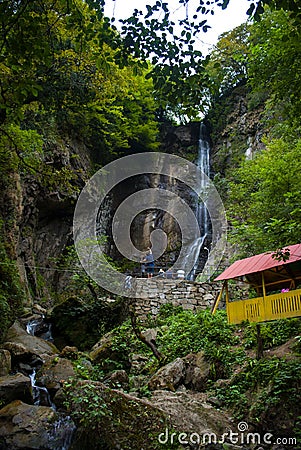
104,0 -> 251,53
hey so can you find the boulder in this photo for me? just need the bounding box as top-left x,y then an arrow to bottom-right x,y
36,357 -> 75,394
89,331 -> 114,362
148,358 -> 185,391
150,390 -> 232,445
104,370 -> 129,391
63,380 -> 233,450
0,400 -> 75,449
32,303 -> 47,316
65,380 -> 170,450
141,328 -> 157,344
3,321 -> 58,363
147,352 -> 211,393
89,331 -> 130,371
0,373 -> 32,405
183,351 -> 211,391
2,341 -> 29,358
0,350 -> 11,377
130,353 -> 150,374
60,346 -> 79,360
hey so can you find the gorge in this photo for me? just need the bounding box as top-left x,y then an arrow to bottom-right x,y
1,1 -> 301,448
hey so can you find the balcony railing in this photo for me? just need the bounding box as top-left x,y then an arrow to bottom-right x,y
227,288 -> 301,324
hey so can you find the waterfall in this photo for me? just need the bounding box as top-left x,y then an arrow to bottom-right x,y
29,368 -> 54,407
26,318 -> 41,336
26,317 -> 54,342
196,123 -> 210,237
48,417 -> 77,450
185,123 -> 211,280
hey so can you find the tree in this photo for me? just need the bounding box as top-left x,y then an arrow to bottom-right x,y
247,8 -> 301,132
0,0 -> 159,167
205,23 -> 250,99
227,137 -> 301,256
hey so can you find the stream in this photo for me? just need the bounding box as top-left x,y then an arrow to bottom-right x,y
26,317 -> 76,450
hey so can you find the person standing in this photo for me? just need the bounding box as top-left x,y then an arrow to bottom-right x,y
143,248 -> 155,278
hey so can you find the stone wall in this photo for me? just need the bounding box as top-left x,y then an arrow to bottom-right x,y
134,279 -> 223,322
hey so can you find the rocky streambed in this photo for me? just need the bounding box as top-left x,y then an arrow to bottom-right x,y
0,307 -> 76,450
0,307 -> 256,450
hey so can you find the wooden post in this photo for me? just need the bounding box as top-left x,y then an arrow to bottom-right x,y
211,281 -> 225,314
225,280 -> 229,305
261,271 -> 267,320
256,323 -> 264,360
262,272 -> 266,298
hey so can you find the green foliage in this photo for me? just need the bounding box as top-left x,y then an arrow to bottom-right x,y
156,307 -> 243,379
63,378 -> 172,449
207,10 -> 301,260
63,380 -> 112,429
227,137 -> 301,255
1,0 -> 159,168
247,9 -> 301,131
89,307 -> 247,381
215,357 -> 301,422
0,221 -> 24,342
72,356 -> 105,382
206,24 -> 250,98
242,318 -> 301,350
108,320 -> 154,372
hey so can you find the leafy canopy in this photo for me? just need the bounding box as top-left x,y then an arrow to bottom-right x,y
228,137 -> 301,256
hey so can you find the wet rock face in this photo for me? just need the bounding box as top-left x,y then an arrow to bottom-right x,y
102,122 -> 200,265
0,373 -> 32,405
3,321 -> 58,368
36,357 -> 75,395
16,138 -> 93,303
0,400 -> 75,450
0,314 -> 77,450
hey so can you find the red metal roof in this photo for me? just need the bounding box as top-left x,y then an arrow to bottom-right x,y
214,243 -> 301,281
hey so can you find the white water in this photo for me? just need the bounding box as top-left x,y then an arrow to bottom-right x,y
29,369 -> 54,407
185,123 -> 211,280
184,234 -> 207,280
26,318 -> 42,336
196,123 -> 210,237
26,317 -> 76,449
48,416 -> 76,450
26,317 -> 54,342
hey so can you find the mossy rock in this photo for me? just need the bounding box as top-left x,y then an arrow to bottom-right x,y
66,380 -> 171,450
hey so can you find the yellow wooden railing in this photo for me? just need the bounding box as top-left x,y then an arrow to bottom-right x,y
227,288 -> 301,324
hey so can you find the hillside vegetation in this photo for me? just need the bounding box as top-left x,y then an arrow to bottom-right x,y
0,1 -> 301,448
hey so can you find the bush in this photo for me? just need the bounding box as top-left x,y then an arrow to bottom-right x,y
242,318 -> 301,350
215,358 -> 301,422
156,307 -> 244,378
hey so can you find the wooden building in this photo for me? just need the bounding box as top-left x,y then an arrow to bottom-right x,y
213,243 -> 301,324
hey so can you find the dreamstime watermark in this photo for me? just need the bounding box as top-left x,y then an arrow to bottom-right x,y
158,422 -> 297,447
73,152 -> 227,297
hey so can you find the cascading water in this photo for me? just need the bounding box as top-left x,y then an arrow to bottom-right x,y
196,123 -> 210,237
29,368 -> 54,407
26,316 -> 54,342
185,123 -> 211,280
26,316 -> 76,449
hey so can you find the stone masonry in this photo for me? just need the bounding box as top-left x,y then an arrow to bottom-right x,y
133,279 -> 223,322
